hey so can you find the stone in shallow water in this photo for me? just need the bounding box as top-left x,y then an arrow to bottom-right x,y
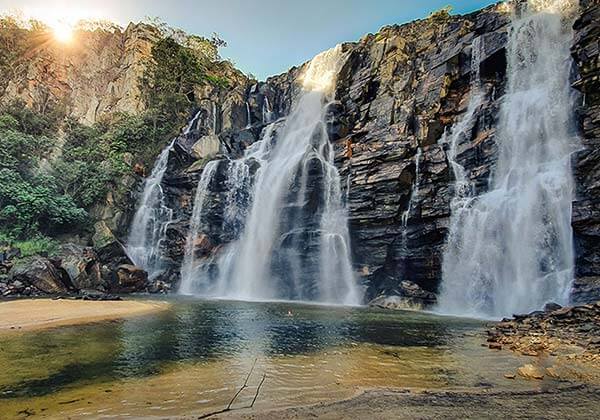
544,302 -> 563,312
517,364 -> 544,380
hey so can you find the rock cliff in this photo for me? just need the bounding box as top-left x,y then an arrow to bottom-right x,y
1,23 -> 161,124
2,2 -> 600,305
157,4 -> 513,302
155,1 -> 600,305
572,0 -> 600,303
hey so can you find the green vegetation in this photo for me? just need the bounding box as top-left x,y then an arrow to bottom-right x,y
140,26 -> 231,137
0,233 -> 59,257
0,16 -> 236,252
0,99 -> 169,242
429,6 -> 453,23
0,100 -> 85,240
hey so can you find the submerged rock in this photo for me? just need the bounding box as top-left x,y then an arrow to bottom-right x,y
517,364 -> 545,380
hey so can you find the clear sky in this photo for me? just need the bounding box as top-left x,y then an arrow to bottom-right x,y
1,0 -> 498,80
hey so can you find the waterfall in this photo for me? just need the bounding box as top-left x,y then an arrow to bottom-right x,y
438,0 -> 577,318
126,140 -> 175,279
179,160 -> 220,295
212,102 -> 219,134
185,110 -> 203,135
245,102 -> 252,128
262,97 -> 274,124
401,147 -> 423,227
180,45 -> 360,305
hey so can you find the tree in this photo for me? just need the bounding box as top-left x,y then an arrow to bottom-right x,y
141,37 -> 206,132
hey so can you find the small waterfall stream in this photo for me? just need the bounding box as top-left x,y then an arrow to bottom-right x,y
126,140 -> 175,279
245,102 -> 252,128
179,160 -> 220,294
401,147 -> 422,228
438,0 -> 578,318
180,46 -> 360,305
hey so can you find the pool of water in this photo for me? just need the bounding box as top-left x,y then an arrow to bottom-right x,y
0,298 -> 549,418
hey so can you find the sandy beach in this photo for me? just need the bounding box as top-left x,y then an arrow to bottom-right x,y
0,299 -> 169,333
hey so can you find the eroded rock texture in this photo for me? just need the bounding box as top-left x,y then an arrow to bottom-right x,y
572,1 -> 600,300
1,23 -> 159,124
156,5 -> 512,301
157,2 -> 600,304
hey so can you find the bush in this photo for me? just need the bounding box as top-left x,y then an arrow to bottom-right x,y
0,169 -> 87,237
0,231 -> 59,258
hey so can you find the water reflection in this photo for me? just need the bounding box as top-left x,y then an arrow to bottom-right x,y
0,298 -> 528,417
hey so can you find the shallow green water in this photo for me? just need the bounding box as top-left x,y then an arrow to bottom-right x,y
0,298 -> 548,418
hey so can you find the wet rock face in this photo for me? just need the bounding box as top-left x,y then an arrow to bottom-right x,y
154,2 -> 600,304
572,3 -> 600,290
157,5 -> 511,299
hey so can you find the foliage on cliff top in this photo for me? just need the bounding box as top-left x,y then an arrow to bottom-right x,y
139,22 -> 237,142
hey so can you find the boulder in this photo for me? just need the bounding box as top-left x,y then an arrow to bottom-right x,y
114,264 -> 148,293
54,244 -> 105,291
9,257 -> 70,294
369,280 -> 438,310
544,302 -> 563,312
191,134 -> 221,160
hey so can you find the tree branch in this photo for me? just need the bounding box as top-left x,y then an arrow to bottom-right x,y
197,359 -> 266,419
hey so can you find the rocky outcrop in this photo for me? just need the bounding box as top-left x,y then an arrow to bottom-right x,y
155,5 -> 511,301
1,23 -> 159,124
1,242 -> 150,296
368,280 -> 437,310
572,2 -> 600,295
487,301 -> 600,360
114,264 -> 148,293
8,257 -> 71,294
54,244 -> 105,291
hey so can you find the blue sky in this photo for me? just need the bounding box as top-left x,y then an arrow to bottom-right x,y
1,0 -> 498,79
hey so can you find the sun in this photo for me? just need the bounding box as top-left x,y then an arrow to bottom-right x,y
21,6 -> 109,45
52,21 -> 74,43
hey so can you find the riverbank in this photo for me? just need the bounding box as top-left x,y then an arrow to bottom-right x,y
0,298 -> 170,333
485,301 -> 600,383
221,385 -> 600,419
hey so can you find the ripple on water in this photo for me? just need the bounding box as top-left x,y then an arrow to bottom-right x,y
0,298 -> 553,417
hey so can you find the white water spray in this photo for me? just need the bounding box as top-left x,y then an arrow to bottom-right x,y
126,140 -> 175,279
438,0 -> 577,318
401,147 -> 423,228
179,160 -> 220,295
262,97 -> 274,124
245,102 -> 252,128
180,46 -> 361,305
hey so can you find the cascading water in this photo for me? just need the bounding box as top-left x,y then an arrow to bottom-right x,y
245,102 -> 252,128
401,147 -> 423,228
262,97 -> 274,124
438,0 -> 578,318
126,140 -> 175,279
179,160 -> 220,295
179,45 -> 361,305
185,110 -> 203,135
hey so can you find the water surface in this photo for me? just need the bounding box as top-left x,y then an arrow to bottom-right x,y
0,298 -> 548,418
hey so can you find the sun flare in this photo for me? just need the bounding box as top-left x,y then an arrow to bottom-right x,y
52,21 -> 74,43
20,6 -> 108,45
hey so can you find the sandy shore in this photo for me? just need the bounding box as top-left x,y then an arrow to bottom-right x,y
0,298 -> 169,333
220,385 -> 600,419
